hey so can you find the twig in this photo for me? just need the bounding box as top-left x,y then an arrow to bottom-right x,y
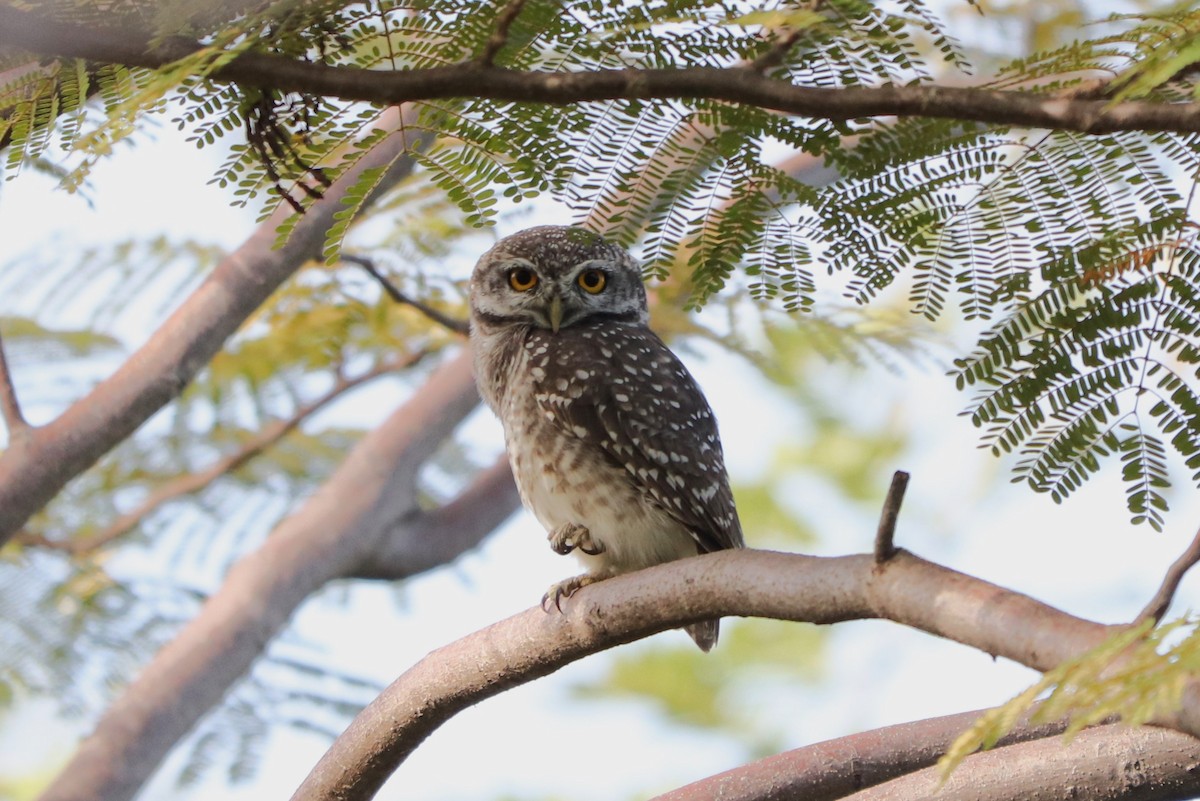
343,254 -> 469,335
1052,76 -> 1114,101
874,470 -> 909,563
748,0 -> 824,73
0,328 -> 29,437
17,352 -> 427,554
1136,523 -> 1200,625
749,28 -> 807,73
478,0 -> 528,66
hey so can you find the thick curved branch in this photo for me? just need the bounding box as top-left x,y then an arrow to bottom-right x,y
2,6 -> 1200,136
655,706 -> 1077,801
35,349 -> 514,801
0,105 -> 422,547
290,548 -> 1129,801
846,724 -> 1200,801
18,351 -> 429,555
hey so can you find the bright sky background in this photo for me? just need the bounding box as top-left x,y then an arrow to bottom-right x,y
3,62 -> 1200,801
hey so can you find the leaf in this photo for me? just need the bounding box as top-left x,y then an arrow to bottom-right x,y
729,9 -> 825,30
1111,31 -> 1200,101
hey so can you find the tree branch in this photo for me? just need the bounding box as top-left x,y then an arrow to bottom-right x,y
845,724 -> 1200,801
17,351 -> 428,555
342,255 -> 469,336
35,349 -> 511,801
3,6 -> 1200,136
352,455 -> 517,579
1136,523 -> 1200,625
478,0 -> 528,66
290,548 -> 1133,801
654,706 -> 1076,801
0,327 -> 29,438
0,105 -> 423,548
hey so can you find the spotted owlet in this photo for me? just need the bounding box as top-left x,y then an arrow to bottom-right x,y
469,226 -> 744,651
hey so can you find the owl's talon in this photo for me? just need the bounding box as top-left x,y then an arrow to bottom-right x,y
541,586 -> 564,614
540,573 -> 602,613
548,523 -> 605,556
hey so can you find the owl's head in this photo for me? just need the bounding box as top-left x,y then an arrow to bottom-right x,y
469,226 -> 648,334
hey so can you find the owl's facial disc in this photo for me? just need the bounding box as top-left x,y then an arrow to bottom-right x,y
493,258 -> 619,333
469,230 -> 648,333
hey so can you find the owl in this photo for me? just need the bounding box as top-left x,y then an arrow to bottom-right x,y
469,226 -> 744,651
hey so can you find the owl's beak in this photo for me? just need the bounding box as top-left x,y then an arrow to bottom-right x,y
547,294 -> 564,334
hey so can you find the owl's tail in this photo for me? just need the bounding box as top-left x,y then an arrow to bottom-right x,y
685,619 -> 720,652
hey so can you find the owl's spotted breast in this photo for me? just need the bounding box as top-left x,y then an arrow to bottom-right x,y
516,319 -> 743,557
494,325 -> 698,575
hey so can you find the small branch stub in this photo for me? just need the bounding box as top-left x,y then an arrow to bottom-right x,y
874,470 -> 910,563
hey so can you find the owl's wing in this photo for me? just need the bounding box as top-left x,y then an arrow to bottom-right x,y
531,325 -> 744,553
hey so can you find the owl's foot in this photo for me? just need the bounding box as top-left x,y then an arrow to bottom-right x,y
541,573 -> 605,613
548,522 -> 605,556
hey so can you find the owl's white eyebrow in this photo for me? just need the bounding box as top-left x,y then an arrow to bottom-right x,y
497,257 -> 537,270
572,259 -> 612,272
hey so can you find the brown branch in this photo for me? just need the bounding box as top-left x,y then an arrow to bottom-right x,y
873,470 -> 909,563
478,0 -> 528,66
0,105 -> 424,548
3,6 -> 1200,136
342,255 -> 469,336
352,455 -> 517,579
0,327 -> 29,438
290,548 -> 1129,801
36,349 -> 509,801
1135,523 -> 1200,625
845,724 -> 1200,801
654,705 -> 1075,801
17,351 -> 428,555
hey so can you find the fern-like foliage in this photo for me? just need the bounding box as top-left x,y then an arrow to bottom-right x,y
955,217 -> 1200,530
3,1 -> 1200,525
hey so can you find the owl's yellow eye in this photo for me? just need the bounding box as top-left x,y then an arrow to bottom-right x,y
578,269 -> 606,294
508,267 -> 539,292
